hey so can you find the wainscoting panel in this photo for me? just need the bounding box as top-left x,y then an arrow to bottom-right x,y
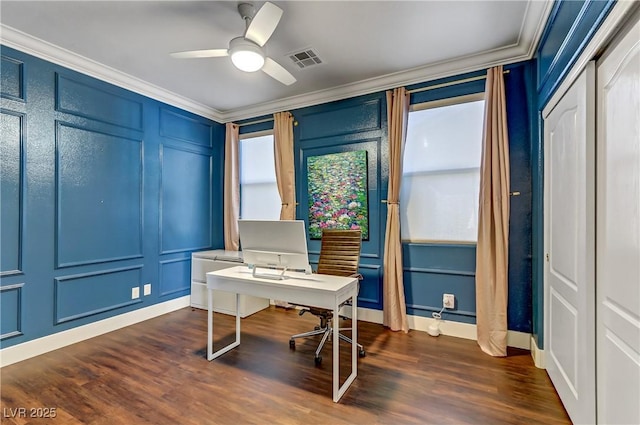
298,98 -> 382,141
402,243 -> 477,322
0,110 -> 24,275
160,108 -> 213,148
356,264 -> 382,307
0,55 -> 24,101
55,73 -> 143,130
0,283 -> 24,340
55,122 -> 143,268
158,257 -> 191,297
54,266 -> 143,324
403,268 -> 477,323
160,145 -> 213,254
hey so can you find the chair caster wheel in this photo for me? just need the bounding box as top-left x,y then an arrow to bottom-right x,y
314,355 -> 322,366
359,349 -> 366,358
289,339 -> 295,350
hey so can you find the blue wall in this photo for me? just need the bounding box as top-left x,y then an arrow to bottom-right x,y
530,0 -> 615,348
244,62 -> 537,331
537,0 -> 616,109
0,46 -> 225,348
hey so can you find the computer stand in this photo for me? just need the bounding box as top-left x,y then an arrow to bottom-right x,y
251,264 -> 288,280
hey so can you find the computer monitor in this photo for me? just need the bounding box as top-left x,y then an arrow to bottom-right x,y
238,219 -> 312,279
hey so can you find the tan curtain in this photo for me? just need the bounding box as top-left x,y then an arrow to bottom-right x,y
383,87 -> 409,332
273,111 -> 296,220
476,66 -> 510,357
223,122 -> 240,251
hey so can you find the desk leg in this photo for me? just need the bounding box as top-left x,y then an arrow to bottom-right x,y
351,289 -> 358,382
332,298 -> 340,402
207,288 -> 214,361
333,288 -> 358,402
207,290 -> 241,361
235,292 -> 241,345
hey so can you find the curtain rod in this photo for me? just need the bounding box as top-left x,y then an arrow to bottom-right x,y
237,117 -> 274,127
237,116 -> 299,127
407,70 -> 510,94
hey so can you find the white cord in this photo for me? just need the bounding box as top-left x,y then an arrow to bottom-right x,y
432,306 -> 445,320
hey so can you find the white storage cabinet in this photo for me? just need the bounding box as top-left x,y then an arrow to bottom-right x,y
191,250 -> 269,317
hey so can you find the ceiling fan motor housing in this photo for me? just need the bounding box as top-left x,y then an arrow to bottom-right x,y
238,3 -> 257,23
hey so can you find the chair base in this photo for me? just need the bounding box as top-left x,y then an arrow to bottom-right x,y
290,325 -> 365,364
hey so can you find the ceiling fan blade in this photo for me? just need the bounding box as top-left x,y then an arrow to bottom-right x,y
245,2 -> 283,47
170,49 -> 229,59
262,57 -> 296,86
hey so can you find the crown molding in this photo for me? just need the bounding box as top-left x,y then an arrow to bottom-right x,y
220,43 -> 530,122
0,24 -> 225,122
521,0 -> 556,58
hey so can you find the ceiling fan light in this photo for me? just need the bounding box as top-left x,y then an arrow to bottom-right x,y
229,37 -> 265,72
231,50 -> 265,72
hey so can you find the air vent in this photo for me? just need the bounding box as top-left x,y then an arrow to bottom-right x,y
288,48 -> 323,69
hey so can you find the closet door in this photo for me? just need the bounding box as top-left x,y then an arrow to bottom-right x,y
596,12 -> 640,425
543,63 -> 596,425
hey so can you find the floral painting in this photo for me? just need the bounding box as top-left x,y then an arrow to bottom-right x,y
307,150 -> 369,239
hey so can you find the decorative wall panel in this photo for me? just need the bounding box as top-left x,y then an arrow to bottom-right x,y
56,122 -> 143,267
402,243 -> 477,323
54,266 -> 143,324
56,73 -> 143,129
0,283 -> 24,340
0,111 -> 24,275
159,258 -> 190,297
160,109 -> 213,147
298,99 -> 381,141
160,145 -> 212,254
1,55 -> 24,101
356,264 -> 382,306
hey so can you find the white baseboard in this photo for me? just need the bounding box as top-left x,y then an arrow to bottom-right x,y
349,307 -> 531,350
530,335 -> 545,369
0,296 -> 190,368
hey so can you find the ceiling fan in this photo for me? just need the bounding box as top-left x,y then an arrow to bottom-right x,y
170,2 -> 296,86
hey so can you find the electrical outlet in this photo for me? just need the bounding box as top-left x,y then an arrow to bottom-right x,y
143,283 -> 151,296
131,287 -> 140,299
443,293 -> 455,309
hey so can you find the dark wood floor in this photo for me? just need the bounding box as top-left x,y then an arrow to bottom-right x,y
0,306 -> 570,425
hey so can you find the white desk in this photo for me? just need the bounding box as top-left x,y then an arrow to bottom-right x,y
206,265 -> 358,402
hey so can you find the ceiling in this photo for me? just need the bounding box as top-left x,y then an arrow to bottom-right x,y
0,1 -> 552,123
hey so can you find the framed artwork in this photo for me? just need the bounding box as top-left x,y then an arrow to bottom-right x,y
307,150 -> 369,239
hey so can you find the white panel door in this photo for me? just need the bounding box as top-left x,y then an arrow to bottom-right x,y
596,12 -> 640,425
544,63 -> 596,425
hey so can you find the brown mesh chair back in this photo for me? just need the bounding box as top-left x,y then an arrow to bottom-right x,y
316,229 -> 362,278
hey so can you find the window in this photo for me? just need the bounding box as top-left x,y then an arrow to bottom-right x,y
239,133 -> 281,220
401,95 -> 485,243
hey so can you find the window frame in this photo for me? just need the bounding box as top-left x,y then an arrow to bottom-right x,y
401,92 -> 485,245
238,129 -> 280,220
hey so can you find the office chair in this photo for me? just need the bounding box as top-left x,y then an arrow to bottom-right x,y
289,229 -> 366,365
